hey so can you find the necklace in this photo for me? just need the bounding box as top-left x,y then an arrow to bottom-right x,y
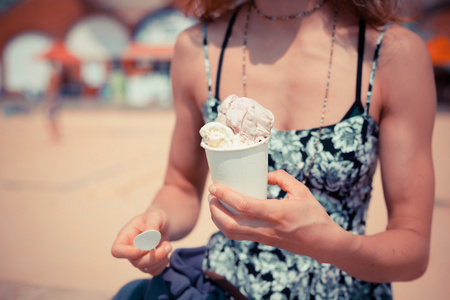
242,4 -> 339,184
251,0 -> 328,21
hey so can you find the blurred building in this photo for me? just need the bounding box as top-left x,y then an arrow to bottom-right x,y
0,0 -> 449,107
0,0 -> 195,107
415,1 -> 450,104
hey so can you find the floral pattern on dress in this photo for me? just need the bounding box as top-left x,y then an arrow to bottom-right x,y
201,97 -> 392,299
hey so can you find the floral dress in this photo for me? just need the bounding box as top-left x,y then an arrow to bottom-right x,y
200,10 -> 392,300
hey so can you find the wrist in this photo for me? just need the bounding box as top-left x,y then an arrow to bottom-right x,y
316,225 -> 362,266
144,207 -> 171,238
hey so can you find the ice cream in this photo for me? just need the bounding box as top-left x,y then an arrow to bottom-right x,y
200,95 -> 273,214
199,122 -> 244,148
200,94 -> 274,148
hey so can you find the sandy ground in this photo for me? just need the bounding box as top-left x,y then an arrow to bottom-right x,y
0,106 -> 449,299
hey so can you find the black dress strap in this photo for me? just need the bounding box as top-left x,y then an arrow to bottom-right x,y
365,23 -> 390,114
355,20 -> 366,108
342,20 -> 366,120
215,7 -> 241,100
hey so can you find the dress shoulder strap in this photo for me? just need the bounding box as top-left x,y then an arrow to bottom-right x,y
355,20 -> 366,110
342,20 -> 366,120
365,23 -> 390,114
202,22 -> 213,99
202,7 -> 241,101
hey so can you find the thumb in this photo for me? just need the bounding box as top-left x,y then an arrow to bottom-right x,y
268,170 -> 304,195
153,240 -> 173,258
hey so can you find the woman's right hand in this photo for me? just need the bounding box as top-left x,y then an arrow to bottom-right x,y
111,209 -> 173,276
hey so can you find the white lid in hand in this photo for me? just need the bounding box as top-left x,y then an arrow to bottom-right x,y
133,230 -> 161,251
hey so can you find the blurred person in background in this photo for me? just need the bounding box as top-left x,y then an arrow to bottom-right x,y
111,0 -> 436,298
45,61 -> 63,143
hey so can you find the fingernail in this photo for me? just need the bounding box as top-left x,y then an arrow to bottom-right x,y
165,245 -> 172,253
208,194 -> 213,202
209,185 -> 216,193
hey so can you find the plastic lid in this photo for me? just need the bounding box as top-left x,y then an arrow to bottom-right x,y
133,229 -> 161,251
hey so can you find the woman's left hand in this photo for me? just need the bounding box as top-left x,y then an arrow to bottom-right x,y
208,170 -> 356,262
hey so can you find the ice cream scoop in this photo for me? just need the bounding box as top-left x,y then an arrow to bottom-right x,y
200,122 -> 245,148
200,95 -> 274,148
217,94 -> 274,145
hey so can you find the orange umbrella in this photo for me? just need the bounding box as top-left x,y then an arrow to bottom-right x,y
39,41 -> 81,65
426,35 -> 450,67
121,42 -> 174,61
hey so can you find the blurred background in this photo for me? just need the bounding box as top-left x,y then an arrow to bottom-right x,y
0,0 -> 449,299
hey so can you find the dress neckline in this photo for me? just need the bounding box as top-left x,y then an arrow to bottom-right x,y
202,96 -> 379,135
271,113 -> 379,134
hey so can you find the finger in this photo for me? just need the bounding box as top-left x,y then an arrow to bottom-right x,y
147,250 -> 170,275
111,213 -> 154,259
208,184 -> 272,216
112,230 -> 147,260
209,195 -> 275,238
138,253 -> 170,275
268,170 -> 304,195
209,194 -> 238,226
131,241 -> 172,270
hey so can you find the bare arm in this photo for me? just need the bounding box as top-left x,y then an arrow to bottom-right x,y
332,25 -> 436,282
111,26 -> 210,275
150,26 -> 210,241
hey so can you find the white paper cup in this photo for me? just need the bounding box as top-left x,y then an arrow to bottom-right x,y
201,140 -> 269,214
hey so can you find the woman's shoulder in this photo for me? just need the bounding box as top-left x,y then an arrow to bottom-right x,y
170,12 -> 235,108
374,23 -> 435,114
170,24 -> 207,106
171,22 -> 211,80
173,9 -> 236,55
377,23 -> 431,69
173,23 -> 204,57
368,22 -> 433,91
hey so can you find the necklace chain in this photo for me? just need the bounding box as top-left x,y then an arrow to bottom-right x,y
242,5 -> 251,97
251,0 -> 328,21
242,4 -> 339,185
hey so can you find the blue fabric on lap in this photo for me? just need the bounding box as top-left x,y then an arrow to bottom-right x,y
112,247 -> 226,300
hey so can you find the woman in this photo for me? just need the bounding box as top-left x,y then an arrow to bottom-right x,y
112,0 -> 436,298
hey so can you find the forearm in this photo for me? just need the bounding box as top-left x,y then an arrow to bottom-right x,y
326,227 -> 430,283
149,184 -> 203,241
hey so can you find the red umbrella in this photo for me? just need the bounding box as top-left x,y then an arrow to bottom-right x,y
427,35 -> 450,67
39,41 -> 81,65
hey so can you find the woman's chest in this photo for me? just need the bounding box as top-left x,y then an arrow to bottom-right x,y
267,116 -> 379,197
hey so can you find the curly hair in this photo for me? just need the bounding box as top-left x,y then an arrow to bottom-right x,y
175,0 -> 408,27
